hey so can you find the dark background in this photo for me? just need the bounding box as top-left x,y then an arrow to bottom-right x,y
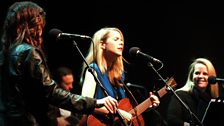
1,0 -> 224,124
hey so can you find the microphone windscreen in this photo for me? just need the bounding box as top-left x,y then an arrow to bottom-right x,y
129,47 -> 140,57
208,76 -> 216,84
49,28 -> 62,40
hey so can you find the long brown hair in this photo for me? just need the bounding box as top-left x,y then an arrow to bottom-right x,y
1,1 -> 46,52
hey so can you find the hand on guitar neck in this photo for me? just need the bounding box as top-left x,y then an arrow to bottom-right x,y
148,92 -> 160,108
117,91 -> 160,125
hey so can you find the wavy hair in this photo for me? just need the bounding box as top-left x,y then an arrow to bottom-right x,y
1,1 -> 46,52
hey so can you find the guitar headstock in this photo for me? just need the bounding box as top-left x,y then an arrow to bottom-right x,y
157,77 -> 177,98
166,77 -> 177,89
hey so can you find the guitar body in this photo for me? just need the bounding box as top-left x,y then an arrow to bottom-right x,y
87,77 -> 177,126
114,98 -> 145,126
87,113 -> 113,126
87,98 -> 144,126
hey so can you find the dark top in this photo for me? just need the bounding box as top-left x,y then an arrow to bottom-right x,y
2,43 -> 96,126
166,87 -> 211,126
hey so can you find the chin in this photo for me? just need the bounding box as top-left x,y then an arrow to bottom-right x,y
197,84 -> 208,89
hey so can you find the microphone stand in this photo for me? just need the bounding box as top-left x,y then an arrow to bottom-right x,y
72,40 -> 128,126
147,62 -> 203,126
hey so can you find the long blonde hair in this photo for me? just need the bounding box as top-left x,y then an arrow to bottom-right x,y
81,27 -> 125,87
178,58 -> 219,98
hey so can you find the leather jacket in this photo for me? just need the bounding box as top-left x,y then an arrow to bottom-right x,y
3,43 -> 95,126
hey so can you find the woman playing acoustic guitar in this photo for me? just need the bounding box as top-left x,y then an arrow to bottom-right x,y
80,27 -> 160,126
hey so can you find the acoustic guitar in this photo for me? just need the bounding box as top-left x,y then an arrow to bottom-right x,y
87,77 -> 177,126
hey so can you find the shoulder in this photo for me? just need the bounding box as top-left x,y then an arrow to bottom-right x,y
89,62 -> 98,69
11,43 -> 45,62
176,90 -> 190,95
11,43 -> 44,56
174,90 -> 193,101
11,43 -> 34,55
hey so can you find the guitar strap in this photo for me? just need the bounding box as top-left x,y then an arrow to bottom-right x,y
123,84 -> 139,107
123,84 -> 144,125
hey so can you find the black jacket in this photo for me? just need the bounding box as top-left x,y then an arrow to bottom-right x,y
2,43 -> 95,126
166,87 -> 210,126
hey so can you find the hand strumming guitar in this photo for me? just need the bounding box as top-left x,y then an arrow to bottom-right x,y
96,96 -> 118,114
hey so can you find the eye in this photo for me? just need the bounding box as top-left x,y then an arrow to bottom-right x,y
203,72 -> 208,76
114,37 -> 119,41
194,71 -> 200,75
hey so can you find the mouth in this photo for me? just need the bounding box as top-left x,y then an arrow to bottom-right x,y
197,79 -> 204,83
118,47 -> 123,51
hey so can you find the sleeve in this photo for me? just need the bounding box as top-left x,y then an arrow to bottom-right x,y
26,48 -> 96,115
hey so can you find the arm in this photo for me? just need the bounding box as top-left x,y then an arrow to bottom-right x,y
81,70 -> 115,114
81,70 -> 96,98
27,48 -> 96,114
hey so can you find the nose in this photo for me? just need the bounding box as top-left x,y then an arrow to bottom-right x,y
119,41 -> 124,49
198,73 -> 205,78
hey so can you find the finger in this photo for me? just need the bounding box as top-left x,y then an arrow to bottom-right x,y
104,98 -> 113,113
108,97 -> 117,113
153,103 -> 158,107
104,97 -> 116,113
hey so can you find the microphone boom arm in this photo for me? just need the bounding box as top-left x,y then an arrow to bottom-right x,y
147,62 -> 203,126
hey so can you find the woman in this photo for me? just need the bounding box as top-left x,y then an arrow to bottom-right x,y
0,2 -> 118,126
80,27 -> 160,126
166,58 -> 219,126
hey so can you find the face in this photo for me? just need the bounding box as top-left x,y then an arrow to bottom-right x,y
60,74 -> 74,91
103,30 -> 124,57
193,63 -> 209,91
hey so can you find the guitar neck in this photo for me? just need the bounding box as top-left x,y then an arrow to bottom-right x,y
128,84 -> 169,116
129,97 -> 152,116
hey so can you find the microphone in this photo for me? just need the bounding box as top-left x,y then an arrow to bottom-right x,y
126,83 -> 145,89
129,47 -> 161,63
49,28 -> 91,40
208,76 -> 224,84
